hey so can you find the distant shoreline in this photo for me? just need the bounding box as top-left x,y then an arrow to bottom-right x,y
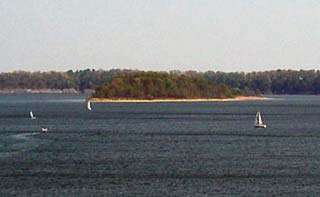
0,88 -> 94,94
89,96 -> 268,103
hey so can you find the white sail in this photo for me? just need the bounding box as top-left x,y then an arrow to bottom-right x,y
87,100 -> 92,111
30,111 -> 36,119
255,111 -> 266,128
257,112 -> 263,125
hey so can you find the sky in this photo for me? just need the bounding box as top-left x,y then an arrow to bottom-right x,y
0,0 -> 320,72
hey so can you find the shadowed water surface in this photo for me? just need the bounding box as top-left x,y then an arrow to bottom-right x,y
1,94 -> 320,196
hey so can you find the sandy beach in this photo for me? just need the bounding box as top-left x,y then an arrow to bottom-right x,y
89,96 -> 268,103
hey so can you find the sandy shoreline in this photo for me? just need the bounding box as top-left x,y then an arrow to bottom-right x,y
89,96 -> 268,103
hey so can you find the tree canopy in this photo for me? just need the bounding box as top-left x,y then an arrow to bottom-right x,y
92,72 -> 241,99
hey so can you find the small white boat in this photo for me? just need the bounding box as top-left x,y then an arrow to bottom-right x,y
41,127 -> 48,133
254,112 -> 267,128
30,111 -> 36,120
87,100 -> 92,111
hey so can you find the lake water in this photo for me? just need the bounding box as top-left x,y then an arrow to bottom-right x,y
1,94 -> 320,196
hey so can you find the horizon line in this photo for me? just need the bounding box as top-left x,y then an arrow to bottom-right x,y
1,67 -> 320,74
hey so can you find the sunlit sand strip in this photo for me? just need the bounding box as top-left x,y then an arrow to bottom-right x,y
90,96 -> 270,103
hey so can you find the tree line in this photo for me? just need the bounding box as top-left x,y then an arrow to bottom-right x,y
203,69 -> 320,94
0,69 -> 319,94
0,69 -> 124,91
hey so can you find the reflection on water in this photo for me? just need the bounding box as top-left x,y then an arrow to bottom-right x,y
0,132 -> 41,158
11,132 -> 39,140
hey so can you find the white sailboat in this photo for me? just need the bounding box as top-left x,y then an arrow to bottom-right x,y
87,100 -> 92,111
30,111 -> 36,120
254,111 -> 267,128
41,127 -> 48,133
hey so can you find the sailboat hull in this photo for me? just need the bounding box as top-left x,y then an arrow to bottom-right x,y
255,124 -> 267,128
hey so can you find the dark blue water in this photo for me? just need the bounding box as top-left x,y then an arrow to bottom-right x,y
1,94 -> 320,196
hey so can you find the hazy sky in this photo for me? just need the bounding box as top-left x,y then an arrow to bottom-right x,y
0,0 -> 320,72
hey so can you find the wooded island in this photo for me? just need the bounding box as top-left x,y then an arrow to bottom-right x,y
92,72 -> 243,99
